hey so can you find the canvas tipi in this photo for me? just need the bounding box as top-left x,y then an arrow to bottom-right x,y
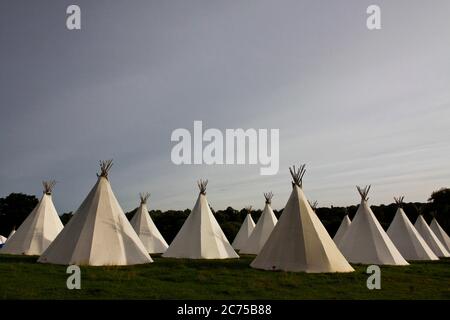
333,215 -> 351,245
414,215 -> 449,257
130,193 -> 169,254
386,197 -> 437,261
163,180 -> 239,259
38,160 -> 152,266
232,206 -> 256,250
430,218 -> 450,252
0,235 -> 6,245
240,192 -> 278,255
338,186 -> 408,265
1,181 -> 63,256
251,165 -> 354,273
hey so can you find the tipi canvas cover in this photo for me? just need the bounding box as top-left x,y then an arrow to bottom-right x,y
414,216 -> 449,257
430,218 -> 450,252
386,197 -> 437,261
232,207 -> 255,250
338,186 -> 408,265
251,165 -> 354,273
1,181 -> 63,255
130,193 -> 169,254
0,235 -> 6,245
333,215 -> 351,245
163,180 -> 238,259
240,193 -> 278,255
38,160 -> 152,266
8,229 -> 16,239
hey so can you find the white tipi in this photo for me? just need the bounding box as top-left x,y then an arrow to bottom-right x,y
1,181 -> 63,256
386,197 -> 438,261
414,215 -> 449,258
333,215 -> 351,245
338,186 -> 408,265
240,192 -> 278,255
130,193 -> 169,254
251,165 -> 354,273
430,218 -> 450,252
163,180 -> 239,259
0,235 -> 6,245
7,229 -> 16,239
38,160 -> 152,266
232,206 -> 255,250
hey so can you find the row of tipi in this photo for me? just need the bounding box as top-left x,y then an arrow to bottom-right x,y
1,160 -> 449,273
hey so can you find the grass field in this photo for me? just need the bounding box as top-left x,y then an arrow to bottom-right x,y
1,254 -> 449,299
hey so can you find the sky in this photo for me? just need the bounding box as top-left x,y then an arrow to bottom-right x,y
1,0 -> 450,213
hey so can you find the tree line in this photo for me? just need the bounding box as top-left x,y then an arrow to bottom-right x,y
1,188 -> 449,243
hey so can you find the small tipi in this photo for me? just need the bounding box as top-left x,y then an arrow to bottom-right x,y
232,206 -> 256,250
1,181 -> 63,255
8,229 -> 16,239
333,215 -> 351,245
0,235 -> 6,245
38,160 -> 152,266
430,218 -> 450,252
130,193 -> 169,254
240,192 -> 278,255
163,180 -> 238,259
251,165 -> 354,273
338,186 -> 408,265
386,197 -> 437,261
414,215 -> 449,258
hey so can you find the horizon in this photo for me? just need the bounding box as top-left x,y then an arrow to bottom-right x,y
1,0 -> 450,213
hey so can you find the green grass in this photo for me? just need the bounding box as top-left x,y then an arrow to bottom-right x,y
1,254 -> 449,299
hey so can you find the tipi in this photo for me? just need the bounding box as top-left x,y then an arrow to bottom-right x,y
251,165 -> 354,273
232,206 -> 256,250
130,193 -> 169,254
430,218 -> 450,252
163,180 -> 239,259
386,197 -> 437,261
1,181 -> 63,255
414,215 -> 449,257
0,235 -> 6,245
333,215 -> 351,245
38,160 -> 152,266
240,192 -> 278,255
338,186 -> 408,265
8,229 -> 16,239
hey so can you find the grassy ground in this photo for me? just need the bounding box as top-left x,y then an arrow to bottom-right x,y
0,254 -> 449,299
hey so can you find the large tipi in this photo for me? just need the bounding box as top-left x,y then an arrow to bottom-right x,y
1,181 -> 63,256
130,193 -> 169,254
38,160 -> 152,266
386,197 -> 437,261
240,192 -> 278,255
163,180 -> 238,259
251,165 -> 354,273
338,186 -> 408,265
430,218 -> 450,252
232,206 -> 255,250
7,229 -> 16,239
333,215 -> 351,245
414,215 -> 449,258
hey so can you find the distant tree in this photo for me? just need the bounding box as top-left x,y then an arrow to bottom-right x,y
0,193 -> 38,235
60,212 -> 73,225
428,188 -> 450,232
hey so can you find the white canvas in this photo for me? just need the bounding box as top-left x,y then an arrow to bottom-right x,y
387,208 -> 438,261
1,183 -> 63,256
414,216 -> 449,257
7,229 -> 16,239
163,180 -> 239,259
130,194 -> 169,254
430,218 -> 450,252
338,187 -> 408,265
333,215 -> 351,245
232,213 -> 255,250
0,235 -> 6,244
251,166 -> 354,273
38,161 -> 153,266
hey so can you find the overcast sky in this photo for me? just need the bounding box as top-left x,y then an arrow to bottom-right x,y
1,0 -> 450,214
